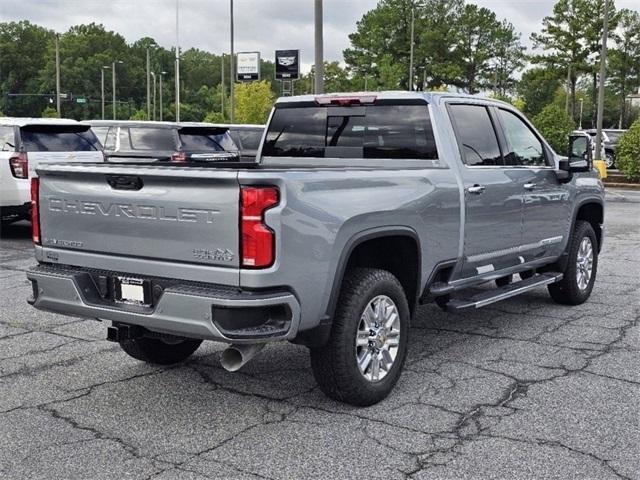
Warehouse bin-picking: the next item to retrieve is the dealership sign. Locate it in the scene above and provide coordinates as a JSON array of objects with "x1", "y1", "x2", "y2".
[
  {"x1": 275, "y1": 50, "x2": 300, "y2": 80},
  {"x1": 236, "y1": 52, "x2": 260, "y2": 81}
]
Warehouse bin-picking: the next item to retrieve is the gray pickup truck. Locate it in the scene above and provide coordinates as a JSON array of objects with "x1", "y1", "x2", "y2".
[{"x1": 27, "y1": 92, "x2": 604, "y2": 405}]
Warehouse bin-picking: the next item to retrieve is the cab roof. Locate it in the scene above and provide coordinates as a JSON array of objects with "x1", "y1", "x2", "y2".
[
  {"x1": 275, "y1": 91, "x2": 512, "y2": 107},
  {"x1": 0, "y1": 117, "x2": 83, "y2": 127}
]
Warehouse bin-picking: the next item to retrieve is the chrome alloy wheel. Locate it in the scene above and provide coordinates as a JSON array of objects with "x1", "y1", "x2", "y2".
[
  {"x1": 576, "y1": 237, "x2": 594, "y2": 291},
  {"x1": 355, "y1": 295, "x2": 401, "y2": 382}
]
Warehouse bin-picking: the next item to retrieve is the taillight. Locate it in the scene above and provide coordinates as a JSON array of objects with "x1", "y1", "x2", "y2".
[
  {"x1": 240, "y1": 186, "x2": 279, "y2": 268},
  {"x1": 170, "y1": 152, "x2": 187, "y2": 163},
  {"x1": 31, "y1": 178, "x2": 41, "y2": 244},
  {"x1": 315, "y1": 94, "x2": 377, "y2": 106},
  {"x1": 9, "y1": 152, "x2": 28, "y2": 178}
]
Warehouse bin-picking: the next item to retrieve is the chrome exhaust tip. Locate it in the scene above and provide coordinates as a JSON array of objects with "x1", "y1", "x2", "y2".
[{"x1": 220, "y1": 344, "x2": 265, "y2": 372}]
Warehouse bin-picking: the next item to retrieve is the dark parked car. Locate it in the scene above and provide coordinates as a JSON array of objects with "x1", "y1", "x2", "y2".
[
  {"x1": 88, "y1": 120, "x2": 240, "y2": 163},
  {"x1": 583, "y1": 128, "x2": 626, "y2": 169},
  {"x1": 208, "y1": 124, "x2": 264, "y2": 161}
]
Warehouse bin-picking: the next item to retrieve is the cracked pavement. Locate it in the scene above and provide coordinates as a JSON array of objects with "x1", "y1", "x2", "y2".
[{"x1": 1, "y1": 200, "x2": 638, "y2": 480}]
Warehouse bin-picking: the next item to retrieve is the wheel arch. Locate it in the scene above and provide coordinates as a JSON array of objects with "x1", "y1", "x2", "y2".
[{"x1": 293, "y1": 227, "x2": 421, "y2": 348}]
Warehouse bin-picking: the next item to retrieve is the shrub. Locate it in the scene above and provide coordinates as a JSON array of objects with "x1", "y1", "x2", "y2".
[
  {"x1": 41, "y1": 106, "x2": 58, "y2": 118},
  {"x1": 129, "y1": 109, "x2": 148, "y2": 120},
  {"x1": 532, "y1": 104, "x2": 575, "y2": 154},
  {"x1": 616, "y1": 120, "x2": 640, "y2": 182}
]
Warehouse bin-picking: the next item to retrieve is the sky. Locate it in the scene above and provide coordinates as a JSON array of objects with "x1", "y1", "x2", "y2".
[{"x1": 2, "y1": 0, "x2": 639, "y2": 72}]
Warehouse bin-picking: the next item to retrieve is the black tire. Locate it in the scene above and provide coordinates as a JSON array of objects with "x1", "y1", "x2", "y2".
[
  {"x1": 548, "y1": 220, "x2": 598, "y2": 305},
  {"x1": 495, "y1": 275, "x2": 512, "y2": 287},
  {"x1": 605, "y1": 152, "x2": 615, "y2": 169},
  {"x1": 119, "y1": 336, "x2": 202, "y2": 365},
  {"x1": 310, "y1": 268, "x2": 410, "y2": 406}
]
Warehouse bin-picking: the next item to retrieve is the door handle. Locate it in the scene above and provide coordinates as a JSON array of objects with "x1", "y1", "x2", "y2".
[
  {"x1": 524, "y1": 183, "x2": 537, "y2": 190},
  {"x1": 467, "y1": 184, "x2": 486, "y2": 194}
]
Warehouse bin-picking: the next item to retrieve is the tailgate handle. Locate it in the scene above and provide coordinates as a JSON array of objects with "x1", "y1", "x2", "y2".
[{"x1": 107, "y1": 175, "x2": 143, "y2": 191}]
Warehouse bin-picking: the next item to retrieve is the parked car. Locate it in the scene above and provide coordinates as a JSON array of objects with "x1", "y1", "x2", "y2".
[
  {"x1": 582, "y1": 128, "x2": 625, "y2": 169},
  {"x1": 0, "y1": 117, "x2": 102, "y2": 224},
  {"x1": 207, "y1": 124, "x2": 264, "y2": 161},
  {"x1": 27, "y1": 92, "x2": 604, "y2": 405},
  {"x1": 88, "y1": 120, "x2": 240, "y2": 163}
]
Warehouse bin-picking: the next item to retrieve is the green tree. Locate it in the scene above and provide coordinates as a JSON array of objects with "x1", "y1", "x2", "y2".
[
  {"x1": 129, "y1": 109, "x2": 148, "y2": 120},
  {"x1": 608, "y1": 9, "x2": 640, "y2": 128},
  {"x1": 616, "y1": 119, "x2": 640, "y2": 181},
  {"x1": 517, "y1": 67, "x2": 563, "y2": 117},
  {"x1": 531, "y1": 0, "x2": 593, "y2": 120},
  {"x1": 532, "y1": 103, "x2": 575, "y2": 153},
  {"x1": 41, "y1": 106, "x2": 58, "y2": 118},
  {"x1": 489, "y1": 20, "x2": 527, "y2": 96},
  {"x1": 0, "y1": 21, "x2": 52, "y2": 116},
  {"x1": 234, "y1": 81, "x2": 275, "y2": 124}
]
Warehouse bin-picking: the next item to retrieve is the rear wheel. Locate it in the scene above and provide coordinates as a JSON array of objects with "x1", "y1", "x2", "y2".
[
  {"x1": 119, "y1": 336, "x2": 202, "y2": 365},
  {"x1": 605, "y1": 152, "x2": 615, "y2": 169},
  {"x1": 310, "y1": 268, "x2": 409, "y2": 406},
  {"x1": 548, "y1": 220, "x2": 598, "y2": 305}
]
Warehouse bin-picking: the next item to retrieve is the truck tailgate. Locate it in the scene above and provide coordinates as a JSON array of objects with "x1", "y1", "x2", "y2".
[{"x1": 37, "y1": 164, "x2": 240, "y2": 269}]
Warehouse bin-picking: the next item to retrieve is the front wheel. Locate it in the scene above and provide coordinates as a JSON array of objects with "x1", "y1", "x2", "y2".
[
  {"x1": 310, "y1": 268, "x2": 409, "y2": 406},
  {"x1": 119, "y1": 335, "x2": 202, "y2": 365},
  {"x1": 548, "y1": 220, "x2": 598, "y2": 305}
]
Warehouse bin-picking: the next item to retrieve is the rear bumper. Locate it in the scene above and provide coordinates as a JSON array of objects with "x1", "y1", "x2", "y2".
[{"x1": 27, "y1": 264, "x2": 301, "y2": 343}]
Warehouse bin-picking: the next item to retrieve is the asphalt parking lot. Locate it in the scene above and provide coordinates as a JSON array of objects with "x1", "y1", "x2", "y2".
[{"x1": 1, "y1": 193, "x2": 638, "y2": 480}]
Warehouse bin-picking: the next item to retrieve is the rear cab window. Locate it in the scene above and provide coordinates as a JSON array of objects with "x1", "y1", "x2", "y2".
[
  {"x1": 19, "y1": 125, "x2": 100, "y2": 152},
  {"x1": 126, "y1": 127, "x2": 176, "y2": 151},
  {"x1": 262, "y1": 100, "x2": 438, "y2": 160},
  {"x1": 178, "y1": 128, "x2": 238, "y2": 152}
]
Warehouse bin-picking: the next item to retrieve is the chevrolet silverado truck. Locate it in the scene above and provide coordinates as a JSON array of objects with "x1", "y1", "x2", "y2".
[{"x1": 26, "y1": 92, "x2": 604, "y2": 406}]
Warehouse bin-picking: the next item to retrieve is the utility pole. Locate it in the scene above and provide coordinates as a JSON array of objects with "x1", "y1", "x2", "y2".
[
  {"x1": 101, "y1": 68, "x2": 105, "y2": 120},
  {"x1": 230, "y1": 0, "x2": 235, "y2": 123},
  {"x1": 314, "y1": 0, "x2": 324, "y2": 94},
  {"x1": 55, "y1": 34, "x2": 61, "y2": 117},
  {"x1": 112, "y1": 61, "x2": 116, "y2": 120},
  {"x1": 175, "y1": 0, "x2": 181, "y2": 122},
  {"x1": 151, "y1": 72, "x2": 157, "y2": 120},
  {"x1": 409, "y1": 5, "x2": 415, "y2": 91},
  {"x1": 594, "y1": 0, "x2": 610, "y2": 162},
  {"x1": 221, "y1": 53, "x2": 225, "y2": 119},
  {"x1": 146, "y1": 48, "x2": 151, "y2": 119},
  {"x1": 101, "y1": 66, "x2": 109, "y2": 120},
  {"x1": 159, "y1": 71, "x2": 165, "y2": 121},
  {"x1": 565, "y1": 65, "x2": 571, "y2": 114}
]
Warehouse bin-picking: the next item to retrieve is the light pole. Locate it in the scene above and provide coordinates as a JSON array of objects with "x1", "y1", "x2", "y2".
[
  {"x1": 314, "y1": 0, "x2": 324, "y2": 94},
  {"x1": 594, "y1": 0, "x2": 610, "y2": 163},
  {"x1": 112, "y1": 60, "x2": 123, "y2": 120},
  {"x1": 101, "y1": 65, "x2": 109, "y2": 120},
  {"x1": 55, "y1": 34, "x2": 61, "y2": 117},
  {"x1": 229, "y1": 0, "x2": 235, "y2": 123},
  {"x1": 409, "y1": 5, "x2": 415, "y2": 91},
  {"x1": 175, "y1": 0, "x2": 181, "y2": 122},
  {"x1": 221, "y1": 53, "x2": 225, "y2": 119},
  {"x1": 159, "y1": 71, "x2": 166, "y2": 121},
  {"x1": 151, "y1": 72, "x2": 157, "y2": 120},
  {"x1": 579, "y1": 97, "x2": 584, "y2": 130},
  {"x1": 146, "y1": 48, "x2": 151, "y2": 118}
]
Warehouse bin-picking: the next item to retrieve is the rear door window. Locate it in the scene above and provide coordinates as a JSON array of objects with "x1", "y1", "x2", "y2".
[
  {"x1": 19, "y1": 126, "x2": 100, "y2": 152},
  {"x1": 262, "y1": 104, "x2": 438, "y2": 159},
  {"x1": 127, "y1": 128, "x2": 176, "y2": 150},
  {"x1": 0, "y1": 126, "x2": 15, "y2": 151},
  {"x1": 448, "y1": 104, "x2": 503, "y2": 166}
]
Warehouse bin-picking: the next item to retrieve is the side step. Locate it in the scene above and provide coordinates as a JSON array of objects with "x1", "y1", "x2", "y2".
[{"x1": 446, "y1": 272, "x2": 563, "y2": 312}]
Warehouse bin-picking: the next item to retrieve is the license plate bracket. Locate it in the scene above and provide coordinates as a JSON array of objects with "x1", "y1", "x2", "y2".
[{"x1": 114, "y1": 277, "x2": 152, "y2": 306}]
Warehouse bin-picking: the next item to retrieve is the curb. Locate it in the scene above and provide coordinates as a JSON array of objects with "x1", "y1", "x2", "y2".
[{"x1": 604, "y1": 182, "x2": 640, "y2": 190}]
